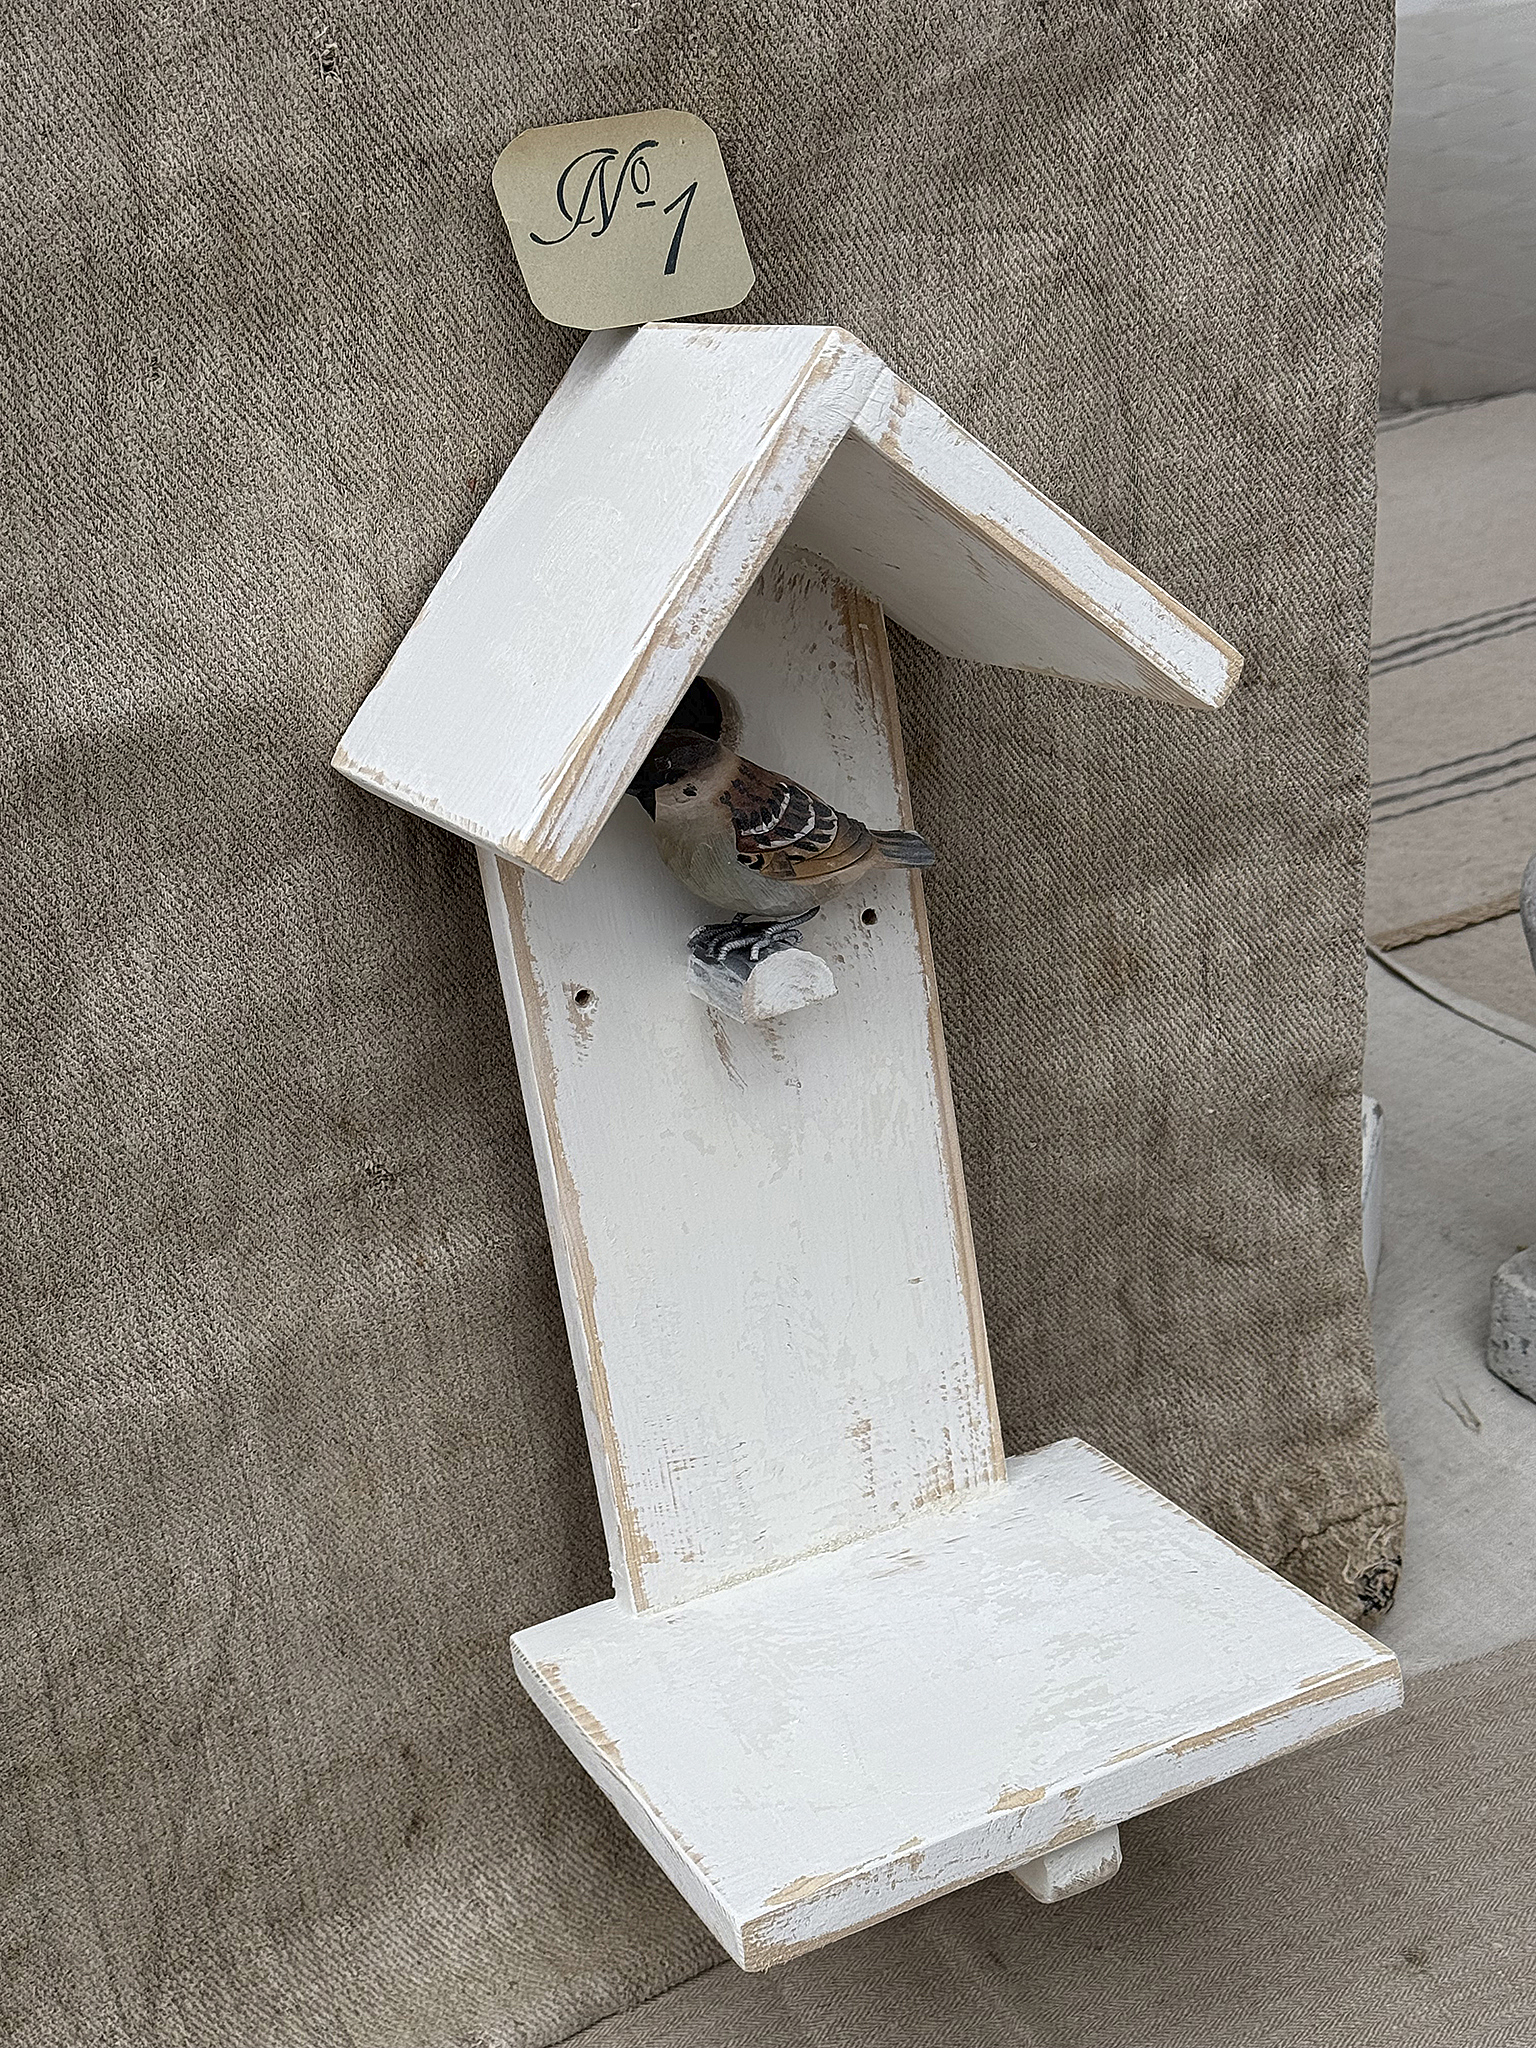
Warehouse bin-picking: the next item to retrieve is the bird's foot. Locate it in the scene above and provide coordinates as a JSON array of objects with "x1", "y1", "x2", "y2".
[
  {"x1": 687, "y1": 908, "x2": 820, "y2": 968},
  {"x1": 687, "y1": 915, "x2": 754, "y2": 965}
]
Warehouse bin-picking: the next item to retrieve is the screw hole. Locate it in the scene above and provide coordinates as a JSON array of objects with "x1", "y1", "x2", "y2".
[
  {"x1": 574, "y1": 987, "x2": 595, "y2": 1009},
  {"x1": 861, "y1": 908, "x2": 878, "y2": 925}
]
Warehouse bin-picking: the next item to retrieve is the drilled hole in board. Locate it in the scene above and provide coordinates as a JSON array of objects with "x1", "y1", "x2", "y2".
[
  {"x1": 861, "y1": 909, "x2": 878, "y2": 925},
  {"x1": 574, "y1": 988, "x2": 595, "y2": 1009}
]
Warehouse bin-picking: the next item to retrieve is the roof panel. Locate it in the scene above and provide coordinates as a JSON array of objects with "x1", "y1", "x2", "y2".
[
  {"x1": 335, "y1": 324, "x2": 1241, "y2": 879},
  {"x1": 335, "y1": 323, "x2": 882, "y2": 877},
  {"x1": 791, "y1": 383, "x2": 1240, "y2": 707}
]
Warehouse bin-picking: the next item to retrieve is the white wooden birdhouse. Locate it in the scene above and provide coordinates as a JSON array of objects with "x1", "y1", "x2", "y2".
[{"x1": 335, "y1": 323, "x2": 1400, "y2": 1970}]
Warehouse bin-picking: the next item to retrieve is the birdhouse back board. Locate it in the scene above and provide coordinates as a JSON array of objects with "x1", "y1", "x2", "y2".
[{"x1": 481, "y1": 548, "x2": 1004, "y2": 1613}]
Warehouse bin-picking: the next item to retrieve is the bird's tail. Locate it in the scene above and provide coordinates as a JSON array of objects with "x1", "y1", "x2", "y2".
[{"x1": 871, "y1": 829, "x2": 936, "y2": 870}]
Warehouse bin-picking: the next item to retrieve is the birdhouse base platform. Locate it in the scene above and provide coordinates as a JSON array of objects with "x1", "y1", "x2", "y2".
[{"x1": 513, "y1": 1437, "x2": 1400, "y2": 1971}]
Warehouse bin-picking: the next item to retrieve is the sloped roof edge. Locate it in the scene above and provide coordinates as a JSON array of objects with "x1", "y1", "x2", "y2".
[{"x1": 334, "y1": 323, "x2": 1241, "y2": 881}]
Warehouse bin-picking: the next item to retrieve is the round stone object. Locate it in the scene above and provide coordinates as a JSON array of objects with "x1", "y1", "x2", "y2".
[{"x1": 1488, "y1": 1246, "x2": 1536, "y2": 1401}]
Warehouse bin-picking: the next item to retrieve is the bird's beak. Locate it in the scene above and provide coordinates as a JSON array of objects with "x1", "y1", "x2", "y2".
[
  {"x1": 628, "y1": 757, "x2": 661, "y2": 818},
  {"x1": 630, "y1": 725, "x2": 702, "y2": 816}
]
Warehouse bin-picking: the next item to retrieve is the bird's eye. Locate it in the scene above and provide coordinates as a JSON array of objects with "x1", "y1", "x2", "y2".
[{"x1": 682, "y1": 784, "x2": 697, "y2": 798}]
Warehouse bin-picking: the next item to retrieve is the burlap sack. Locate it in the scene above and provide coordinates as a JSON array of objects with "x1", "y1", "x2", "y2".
[{"x1": 3, "y1": 3, "x2": 1404, "y2": 2043}]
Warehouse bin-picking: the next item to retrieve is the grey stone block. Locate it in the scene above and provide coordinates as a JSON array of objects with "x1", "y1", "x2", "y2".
[{"x1": 1488, "y1": 1246, "x2": 1536, "y2": 1400}]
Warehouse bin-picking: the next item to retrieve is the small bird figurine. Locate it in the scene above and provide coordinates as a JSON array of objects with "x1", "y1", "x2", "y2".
[{"x1": 629, "y1": 681, "x2": 935, "y2": 959}]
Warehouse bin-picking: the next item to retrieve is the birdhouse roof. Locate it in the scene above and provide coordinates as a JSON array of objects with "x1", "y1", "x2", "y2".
[{"x1": 335, "y1": 323, "x2": 1241, "y2": 881}]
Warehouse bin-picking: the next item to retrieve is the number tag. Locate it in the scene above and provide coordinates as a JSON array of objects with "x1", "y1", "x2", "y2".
[{"x1": 494, "y1": 109, "x2": 755, "y2": 332}]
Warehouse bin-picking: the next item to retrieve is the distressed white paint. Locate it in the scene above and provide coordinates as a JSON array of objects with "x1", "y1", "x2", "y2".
[
  {"x1": 686, "y1": 945, "x2": 837, "y2": 1022},
  {"x1": 513, "y1": 1438, "x2": 1402, "y2": 1971},
  {"x1": 338, "y1": 325, "x2": 882, "y2": 879},
  {"x1": 334, "y1": 323, "x2": 1241, "y2": 882},
  {"x1": 1013, "y1": 1826, "x2": 1122, "y2": 1904},
  {"x1": 328, "y1": 328, "x2": 1398, "y2": 1974},
  {"x1": 480, "y1": 553, "x2": 999, "y2": 1613},
  {"x1": 793, "y1": 376, "x2": 1240, "y2": 706}
]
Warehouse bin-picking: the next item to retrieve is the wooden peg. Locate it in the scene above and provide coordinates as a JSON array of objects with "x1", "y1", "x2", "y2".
[
  {"x1": 1013, "y1": 1826, "x2": 1123, "y2": 1904},
  {"x1": 687, "y1": 945, "x2": 836, "y2": 1023}
]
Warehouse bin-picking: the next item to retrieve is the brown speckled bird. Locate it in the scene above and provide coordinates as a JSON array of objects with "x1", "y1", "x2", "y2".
[{"x1": 629, "y1": 684, "x2": 935, "y2": 956}]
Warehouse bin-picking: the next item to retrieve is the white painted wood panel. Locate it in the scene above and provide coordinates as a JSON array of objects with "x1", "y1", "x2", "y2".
[
  {"x1": 513, "y1": 1438, "x2": 1402, "y2": 1970},
  {"x1": 335, "y1": 324, "x2": 1240, "y2": 884},
  {"x1": 791, "y1": 378, "x2": 1241, "y2": 706},
  {"x1": 326, "y1": 320, "x2": 1394, "y2": 1978},
  {"x1": 337, "y1": 324, "x2": 883, "y2": 879},
  {"x1": 480, "y1": 552, "x2": 1001, "y2": 1613}
]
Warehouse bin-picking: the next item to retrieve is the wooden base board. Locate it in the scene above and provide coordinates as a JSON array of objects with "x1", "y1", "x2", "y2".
[{"x1": 512, "y1": 1438, "x2": 1401, "y2": 1970}]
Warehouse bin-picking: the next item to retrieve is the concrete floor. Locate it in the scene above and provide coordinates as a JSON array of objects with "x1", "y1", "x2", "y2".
[
  {"x1": 1367, "y1": 314, "x2": 1536, "y2": 1672},
  {"x1": 1369, "y1": 389, "x2": 1536, "y2": 1024},
  {"x1": 1383, "y1": 0, "x2": 1536, "y2": 409},
  {"x1": 1368, "y1": 959, "x2": 1536, "y2": 1675},
  {"x1": 1387, "y1": 912, "x2": 1536, "y2": 1024}
]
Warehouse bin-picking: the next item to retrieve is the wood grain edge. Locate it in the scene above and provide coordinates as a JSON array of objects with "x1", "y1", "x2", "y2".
[
  {"x1": 839, "y1": 577, "x2": 1006, "y2": 1491},
  {"x1": 854, "y1": 382, "x2": 1243, "y2": 710},
  {"x1": 479, "y1": 848, "x2": 656, "y2": 1609},
  {"x1": 510, "y1": 1632, "x2": 750, "y2": 1965},
  {"x1": 736, "y1": 1653, "x2": 1401, "y2": 1968},
  {"x1": 524, "y1": 329, "x2": 886, "y2": 881}
]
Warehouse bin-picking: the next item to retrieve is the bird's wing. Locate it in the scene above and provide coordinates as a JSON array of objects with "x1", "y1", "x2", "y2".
[{"x1": 725, "y1": 758, "x2": 874, "y2": 881}]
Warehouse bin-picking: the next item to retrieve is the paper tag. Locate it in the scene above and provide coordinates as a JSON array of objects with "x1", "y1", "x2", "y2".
[{"x1": 493, "y1": 109, "x2": 755, "y2": 331}]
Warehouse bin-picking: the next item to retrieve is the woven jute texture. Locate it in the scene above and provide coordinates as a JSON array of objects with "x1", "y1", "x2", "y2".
[
  {"x1": 4, "y1": 3, "x2": 1403, "y2": 2043},
  {"x1": 576, "y1": 1635, "x2": 1536, "y2": 2048}
]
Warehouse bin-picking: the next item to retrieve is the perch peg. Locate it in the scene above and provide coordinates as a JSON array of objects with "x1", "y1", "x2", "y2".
[{"x1": 685, "y1": 911, "x2": 836, "y2": 1022}]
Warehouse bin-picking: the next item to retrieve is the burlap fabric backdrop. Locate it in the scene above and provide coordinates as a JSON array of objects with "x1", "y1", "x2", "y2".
[{"x1": 4, "y1": 4, "x2": 1404, "y2": 2043}]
